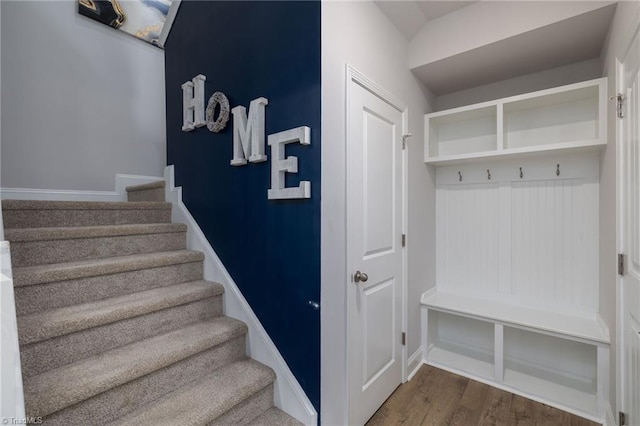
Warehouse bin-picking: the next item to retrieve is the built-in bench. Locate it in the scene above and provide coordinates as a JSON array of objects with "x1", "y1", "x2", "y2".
[{"x1": 420, "y1": 288, "x2": 610, "y2": 423}]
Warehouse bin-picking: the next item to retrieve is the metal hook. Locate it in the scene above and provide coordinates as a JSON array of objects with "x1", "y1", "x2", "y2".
[
  {"x1": 556, "y1": 164, "x2": 560, "y2": 177},
  {"x1": 519, "y1": 167, "x2": 524, "y2": 179},
  {"x1": 458, "y1": 171, "x2": 463, "y2": 182},
  {"x1": 487, "y1": 169, "x2": 491, "y2": 180}
]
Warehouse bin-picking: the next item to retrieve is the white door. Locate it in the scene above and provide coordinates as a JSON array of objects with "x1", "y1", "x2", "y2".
[
  {"x1": 620, "y1": 28, "x2": 640, "y2": 426},
  {"x1": 347, "y1": 73, "x2": 405, "y2": 426}
]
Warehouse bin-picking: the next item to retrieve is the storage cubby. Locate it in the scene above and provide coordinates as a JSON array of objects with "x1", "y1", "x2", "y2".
[
  {"x1": 426, "y1": 311, "x2": 494, "y2": 381},
  {"x1": 504, "y1": 85, "x2": 600, "y2": 150},
  {"x1": 503, "y1": 327, "x2": 598, "y2": 416},
  {"x1": 424, "y1": 78, "x2": 606, "y2": 165},
  {"x1": 426, "y1": 105, "x2": 497, "y2": 159}
]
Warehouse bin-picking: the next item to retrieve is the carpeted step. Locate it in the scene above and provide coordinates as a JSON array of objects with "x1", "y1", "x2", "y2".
[
  {"x1": 5, "y1": 223, "x2": 186, "y2": 267},
  {"x1": 25, "y1": 317, "x2": 248, "y2": 421},
  {"x1": 211, "y1": 386, "x2": 276, "y2": 425},
  {"x1": 2, "y1": 200, "x2": 172, "y2": 229},
  {"x1": 248, "y1": 407, "x2": 303, "y2": 425},
  {"x1": 19, "y1": 281, "x2": 224, "y2": 376},
  {"x1": 13, "y1": 250, "x2": 204, "y2": 315},
  {"x1": 126, "y1": 181, "x2": 165, "y2": 202},
  {"x1": 108, "y1": 359, "x2": 276, "y2": 426}
]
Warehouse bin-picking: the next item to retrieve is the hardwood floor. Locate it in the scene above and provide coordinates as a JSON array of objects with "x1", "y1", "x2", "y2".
[{"x1": 366, "y1": 365, "x2": 599, "y2": 426}]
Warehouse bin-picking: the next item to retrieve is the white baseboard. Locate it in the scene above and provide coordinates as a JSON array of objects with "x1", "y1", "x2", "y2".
[
  {"x1": 1, "y1": 174, "x2": 164, "y2": 202},
  {"x1": 407, "y1": 347, "x2": 424, "y2": 381},
  {"x1": 164, "y1": 165, "x2": 317, "y2": 425}
]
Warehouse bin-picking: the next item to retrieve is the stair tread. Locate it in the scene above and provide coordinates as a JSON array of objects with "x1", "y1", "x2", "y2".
[
  {"x1": 18, "y1": 280, "x2": 224, "y2": 345},
  {"x1": 24, "y1": 317, "x2": 247, "y2": 418},
  {"x1": 109, "y1": 359, "x2": 275, "y2": 426},
  {"x1": 126, "y1": 181, "x2": 165, "y2": 192},
  {"x1": 2, "y1": 200, "x2": 171, "y2": 210},
  {"x1": 248, "y1": 407, "x2": 303, "y2": 426},
  {"x1": 5, "y1": 223, "x2": 186, "y2": 242},
  {"x1": 13, "y1": 250, "x2": 204, "y2": 287}
]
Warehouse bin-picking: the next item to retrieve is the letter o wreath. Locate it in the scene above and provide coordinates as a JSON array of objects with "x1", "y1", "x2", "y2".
[{"x1": 206, "y1": 91, "x2": 230, "y2": 133}]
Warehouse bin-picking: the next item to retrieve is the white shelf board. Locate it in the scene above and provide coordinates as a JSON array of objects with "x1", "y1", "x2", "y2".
[
  {"x1": 503, "y1": 85, "x2": 598, "y2": 113},
  {"x1": 427, "y1": 341, "x2": 494, "y2": 381},
  {"x1": 500, "y1": 78, "x2": 604, "y2": 108},
  {"x1": 425, "y1": 139, "x2": 606, "y2": 166},
  {"x1": 421, "y1": 290, "x2": 610, "y2": 345},
  {"x1": 503, "y1": 367, "x2": 598, "y2": 417}
]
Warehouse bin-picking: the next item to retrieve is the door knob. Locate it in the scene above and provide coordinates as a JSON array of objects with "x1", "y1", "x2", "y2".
[{"x1": 354, "y1": 271, "x2": 368, "y2": 283}]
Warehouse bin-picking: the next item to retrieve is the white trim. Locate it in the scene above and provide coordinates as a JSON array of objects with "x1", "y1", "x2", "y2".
[
  {"x1": 0, "y1": 242, "x2": 25, "y2": 421},
  {"x1": 164, "y1": 165, "x2": 317, "y2": 426},
  {"x1": 604, "y1": 402, "x2": 616, "y2": 426},
  {"x1": 1, "y1": 174, "x2": 163, "y2": 202},
  {"x1": 345, "y1": 64, "x2": 408, "y2": 423},
  {"x1": 402, "y1": 104, "x2": 409, "y2": 384},
  {"x1": 158, "y1": 0, "x2": 182, "y2": 48},
  {"x1": 407, "y1": 347, "x2": 423, "y2": 381},
  {"x1": 616, "y1": 56, "x2": 625, "y2": 426}
]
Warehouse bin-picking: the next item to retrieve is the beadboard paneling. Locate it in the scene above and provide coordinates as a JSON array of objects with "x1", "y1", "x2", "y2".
[
  {"x1": 511, "y1": 178, "x2": 598, "y2": 310},
  {"x1": 438, "y1": 183, "x2": 499, "y2": 294},
  {"x1": 435, "y1": 153, "x2": 599, "y2": 313}
]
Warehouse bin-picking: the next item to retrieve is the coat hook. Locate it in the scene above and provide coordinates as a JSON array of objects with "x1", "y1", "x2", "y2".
[
  {"x1": 556, "y1": 164, "x2": 560, "y2": 176},
  {"x1": 458, "y1": 171, "x2": 463, "y2": 182},
  {"x1": 519, "y1": 167, "x2": 524, "y2": 179},
  {"x1": 487, "y1": 169, "x2": 491, "y2": 180}
]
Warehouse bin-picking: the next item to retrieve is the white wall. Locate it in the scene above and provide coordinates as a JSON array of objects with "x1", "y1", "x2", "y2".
[
  {"x1": 436, "y1": 58, "x2": 604, "y2": 111},
  {"x1": 1, "y1": 0, "x2": 166, "y2": 191},
  {"x1": 321, "y1": 2, "x2": 435, "y2": 424},
  {"x1": 601, "y1": 0, "x2": 640, "y2": 417}
]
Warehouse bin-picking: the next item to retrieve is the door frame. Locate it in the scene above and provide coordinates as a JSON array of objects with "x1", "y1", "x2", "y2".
[
  {"x1": 616, "y1": 15, "x2": 640, "y2": 422},
  {"x1": 345, "y1": 64, "x2": 409, "y2": 422}
]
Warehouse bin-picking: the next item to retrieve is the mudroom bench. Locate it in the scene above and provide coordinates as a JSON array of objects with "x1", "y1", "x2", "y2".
[{"x1": 420, "y1": 288, "x2": 610, "y2": 423}]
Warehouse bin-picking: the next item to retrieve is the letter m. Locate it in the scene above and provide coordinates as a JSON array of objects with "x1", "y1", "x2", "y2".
[{"x1": 230, "y1": 97, "x2": 268, "y2": 166}]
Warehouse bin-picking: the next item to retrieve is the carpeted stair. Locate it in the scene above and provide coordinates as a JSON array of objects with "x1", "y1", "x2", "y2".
[{"x1": 3, "y1": 182, "x2": 301, "y2": 426}]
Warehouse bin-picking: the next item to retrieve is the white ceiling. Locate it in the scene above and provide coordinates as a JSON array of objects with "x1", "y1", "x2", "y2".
[
  {"x1": 375, "y1": 1, "x2": 476, "y2": 40},
  {"x1": 376, "y1": 1, "x2": 617, "y2": 96}
]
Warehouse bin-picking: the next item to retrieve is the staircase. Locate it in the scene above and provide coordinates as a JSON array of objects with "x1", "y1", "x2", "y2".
[{"x1": 3, "y1": 182, "x2": 301, "y2": 426}]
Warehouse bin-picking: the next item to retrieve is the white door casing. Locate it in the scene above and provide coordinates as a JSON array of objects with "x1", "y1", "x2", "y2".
[
  {"x1": 346, "y1": 66, "x2": 407, "y2": 426},
  {"x1": 619, "y1": 25, "x2": 640, "y2": 426}
]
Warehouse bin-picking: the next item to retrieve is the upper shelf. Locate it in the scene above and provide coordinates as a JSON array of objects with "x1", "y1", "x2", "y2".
[{"x1": 424, "y1": 78, "x2": 607, "y2": 165}]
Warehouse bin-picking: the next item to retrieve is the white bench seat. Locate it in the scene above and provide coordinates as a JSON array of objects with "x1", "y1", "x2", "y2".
[
  {"x1": 421, "y1": 288, "x2": 610, "y2": 345},
  {"x1": 420, "y1": 288, "x2": 611, "y2": 423}
]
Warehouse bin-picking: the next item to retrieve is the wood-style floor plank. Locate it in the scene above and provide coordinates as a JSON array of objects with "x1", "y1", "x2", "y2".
[{"x1": 366, "y1": 365, "x2": 600, "y2": 426}]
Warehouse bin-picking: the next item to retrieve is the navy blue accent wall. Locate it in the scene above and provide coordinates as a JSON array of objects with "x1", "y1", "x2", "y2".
[{"x1": 164, "y1": 1, "x2": 321, "y2": 411}]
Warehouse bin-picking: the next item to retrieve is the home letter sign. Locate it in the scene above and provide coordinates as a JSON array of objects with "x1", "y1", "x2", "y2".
[
  {"x1": 181, "y1": 74, "x2": 206, "y2": 131},
  {"x1": 230, "y1": 97, "x2": 268, "y2": 166},
  {"x1": 267, "y1": 126, "x2": 311, "y2": 200}
]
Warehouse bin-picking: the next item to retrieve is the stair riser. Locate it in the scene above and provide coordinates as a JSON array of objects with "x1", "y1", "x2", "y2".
[
  {"x1": 208, "y1": 386, "x2": 274, "y2": 426},
  {"x1": 20, "y1": 296, "x2": 223, "y2": 377},
  {"x1": 127, "y1": 187, "x2": 165, "y2": 202},
  {"x1": 15, "y1": 261, "x2": 203, "y2": 315},
  {"x1": 39, "y1": 339, "x2": 247, "y2": 426},
  {"x1": 3, "y1": 208, "x2": 171, "y2": 229},
  {"x1": 10, "y1": 232, "x2": 186, "y2": 267}
]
